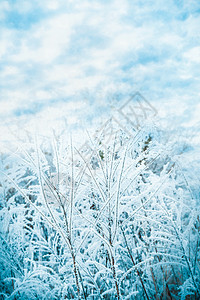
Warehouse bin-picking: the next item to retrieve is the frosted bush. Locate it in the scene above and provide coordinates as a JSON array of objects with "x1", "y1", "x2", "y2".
[{"x1": 0, "y1": 123, "x2": 199, "y2": 299}]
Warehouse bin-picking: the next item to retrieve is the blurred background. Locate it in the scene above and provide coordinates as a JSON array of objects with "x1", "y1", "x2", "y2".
[{"x1": 0, "y1": 0, "x2": 200, "y2": 143}]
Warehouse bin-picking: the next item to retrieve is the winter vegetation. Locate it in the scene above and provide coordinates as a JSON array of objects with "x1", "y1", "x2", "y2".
[
  {"x1": 0, "y1": 1, "x2": 200, "y2": 299},
  {"x1": 0, "y1": 117, "x2": 199, "y2": 299}
]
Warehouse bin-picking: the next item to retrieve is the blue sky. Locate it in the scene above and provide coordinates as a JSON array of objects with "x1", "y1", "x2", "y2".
[{"x1": 0, "y1": 0, "x2": 200, "y2": 140}]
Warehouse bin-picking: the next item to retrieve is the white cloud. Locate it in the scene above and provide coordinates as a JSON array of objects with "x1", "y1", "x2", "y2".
[
  {"x1": 46, "y1": 1, "x2": 60, "y2": 10},
  {"x1": 1, "y1": 66, "x2": 19, "y2": 77},
  {"x1": 0, "y1": 30, "x2": 13, "y2": 59},
  {"x1": 10, "y1": 13, "x2": 84, "y2": 64},
  {"x1": 0, "y1": 0, "x2": 200, "y2": 142},
  {"x1": 184, "y1": 46, "x2": 200, "y2": 63}
]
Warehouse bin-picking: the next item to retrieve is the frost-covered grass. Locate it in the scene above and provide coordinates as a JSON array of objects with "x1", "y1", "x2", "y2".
[{"x1": 0, "y1": 122, "x2": 200, "y2": 299}]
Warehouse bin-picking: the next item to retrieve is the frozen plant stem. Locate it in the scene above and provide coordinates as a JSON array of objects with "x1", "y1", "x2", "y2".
[
  {"x1": 161, "y1": 202, "x2": 200, "y2": 297},
  {"x1": 110, "y1": 243, "x2": 120, "y2": 300},
  {"x1": 36, "y1": 138, "x2": 81, "y2": 299},
  {"x1": 121, "y1": 226, "x2": 150, "y2": 300}
]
